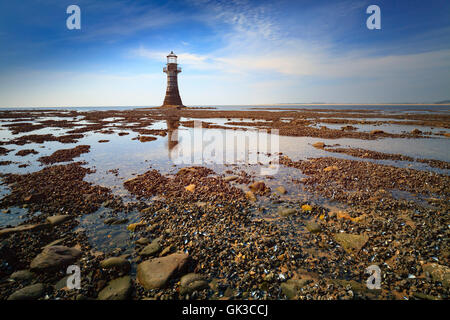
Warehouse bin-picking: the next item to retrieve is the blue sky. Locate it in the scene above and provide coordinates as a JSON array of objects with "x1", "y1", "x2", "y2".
[{"x1": 0, "y1": 0, "x2": 449, "y2": 107}]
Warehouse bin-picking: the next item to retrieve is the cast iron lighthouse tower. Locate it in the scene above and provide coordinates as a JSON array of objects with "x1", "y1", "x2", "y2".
[{"x1": 162, "y1": 51, "x2": 184, "y2": 108}]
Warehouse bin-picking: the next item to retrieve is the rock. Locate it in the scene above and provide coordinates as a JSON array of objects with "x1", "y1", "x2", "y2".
[
  {"x1": 423, "y1": 263, "x2": 450, "y2": 287},
  {"x1": 278, "y1": 207, "x2": 296, "y2": 217},
  {"x1": 135, "y1": 237, "x2": 150, "y2": 245},
  {"x1": 180, "y1": 273, "x2": 209, "y2": 295},
  {"x1": 30, "y1": 246, "x2": 82, "y2": 271},
  {"x1": 224, "y1": 287, "x2": 236, "y2": 297},
  {"x1": 55, "y1": 276, "x2": 70, "y2": 290},
  {"x1": 159, "y1": 245, "x2": 175, "y2": 257},
  {"x1": 224, "y1": 175, "x2": 238, "y2": 182},
  {"x1": 184, "y1": 184, "x2": 196, "y2": 192},
  {"x1": 100, "y1": 257, "x2": 131, "y2": 272},
  {"x1": 2, "y1": 208, "x2": 10, "y2": 214},
  {"x1": 127, "y1": 221, "x2": 145, "y2": 232},
  {"x1": 333, "y1": 233, "x2": 369, "y2": 253},
  {"x1": 7, "y1": 283, "x2": 45, "y2": 300},
  {"x1": 301, "y1": 204, "x2": 312, "y2": 212},
  {"x1": 98, "y1": 276, "x2": 132, "y2": 300},
  {"x1": 10, "y1": 270, "x2": 33, "y2": 281},
  {"x1": 249, "y1": 181, "x2": 266, "y2": 192},
  {"x1": 137, "y1": 253, "x2": 190, "y2": 290},
  {"x1": 104, "y1": 218, "x2": 129, "y2": 225},
  {"x1": 305, "y1": 220, "x2": 321, "y2": 233},
  {"x1": 0, "y1": 223, "x2": 50, "y2": 238},
  {"x1": 312, "y1": 142, "x2": 325, "y2": 149},
  {"x1": 370, "y1": 130, "x2": 384, "y2": 135},
  {"x1": 104, "y1": 218, "x2": 117, "y2": 225},
  {"x1": 111, "y1": 218, "x2": 129, "y2": 225},
  {"x1": 178, "y1": 167, "x2": 197, "y2": 174},
  {"x1": 411, "y1": 129, "x2": 422, "y2": 135},
  {"x1": 412, "y1": 292, "x2": 441, "y2": 300},
  {"x1": 336, "y1": 211, "x2": 352, "y2": 220},
  {"x1": 329, "y1": 279, "x2": 374, "y2": 294},
  {"x1": 323, "y1": 165, "x2": 339, "y2": 172},
  {"x1": 42, "y1": 238, "x2": 66, "y2": 248},
  {"x1": 140, "y1": 207, "x2": 153, "y2": 214},
  {"x1": 139, "y1": 136, "x2": 157, "y2": 142},
  {"x1": 139, "y1": 239, "x2": 162, "y2": 257},
  {"x1": 275, "y1": 186, "x2": 287, "y2": 194},
  {"x1": 245, "y1": 191, "x2": 256, "y2": 202},
  {"x1": 46, "y1": 215, "x2": 71, "y2": 225},
  {"x1": 281, "y1": 279, "x2": 310, "y2": 299}
]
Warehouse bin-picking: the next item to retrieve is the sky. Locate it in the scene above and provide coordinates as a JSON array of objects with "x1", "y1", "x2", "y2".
[{"x1": 0, "y1": 0, "x2": 449, "y2": 107}]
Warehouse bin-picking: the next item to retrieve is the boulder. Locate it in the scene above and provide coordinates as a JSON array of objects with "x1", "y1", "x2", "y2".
[
  {"x1": 30, "y1": 246, "x2": 81, "y2": 271},
  {"x1": 7, "y1": 283, "x2": 45, "y2": 300},
  {"x1": 98, "y1": 276, "x2": 132, "y2": 300},
  {"x1": 137, "y1": 253, "x2": 189, "y2": 290}
]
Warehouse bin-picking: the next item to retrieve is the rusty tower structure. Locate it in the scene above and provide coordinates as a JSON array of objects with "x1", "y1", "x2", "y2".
[{"x1": 162, "y1": 51, "x2": 184, "y2": 108}]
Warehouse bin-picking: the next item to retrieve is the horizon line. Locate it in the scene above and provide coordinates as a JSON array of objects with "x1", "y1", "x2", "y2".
[{"x1": 1, "y1": 103, "x2": 450, "y2": 109}]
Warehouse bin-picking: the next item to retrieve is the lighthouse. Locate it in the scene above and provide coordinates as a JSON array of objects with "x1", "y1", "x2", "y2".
[{"x1": 162, "y1": 51, "x2": 184, "y2": 108}]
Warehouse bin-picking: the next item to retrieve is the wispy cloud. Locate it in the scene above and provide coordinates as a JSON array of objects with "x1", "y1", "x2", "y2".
[{"x1": 133, "y1": 0, "x2": 450, "y2": 78}]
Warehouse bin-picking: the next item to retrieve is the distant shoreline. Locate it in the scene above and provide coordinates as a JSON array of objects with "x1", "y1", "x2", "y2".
[
  {"x1": 271, "y1": 103, "x2": 450, "y2": 106},
  {"x1": 1, "y1": 103, "x2": 450, "y2": 109}
]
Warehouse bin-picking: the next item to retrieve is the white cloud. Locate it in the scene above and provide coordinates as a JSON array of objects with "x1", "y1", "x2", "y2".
[{"x1": 129, "y1": 0, "x2": 450, "y2": 103}]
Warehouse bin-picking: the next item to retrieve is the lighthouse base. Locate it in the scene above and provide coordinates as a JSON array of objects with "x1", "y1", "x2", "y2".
[{"x1": 160, "y1": 104, "x2": 185, "y2": 109}]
